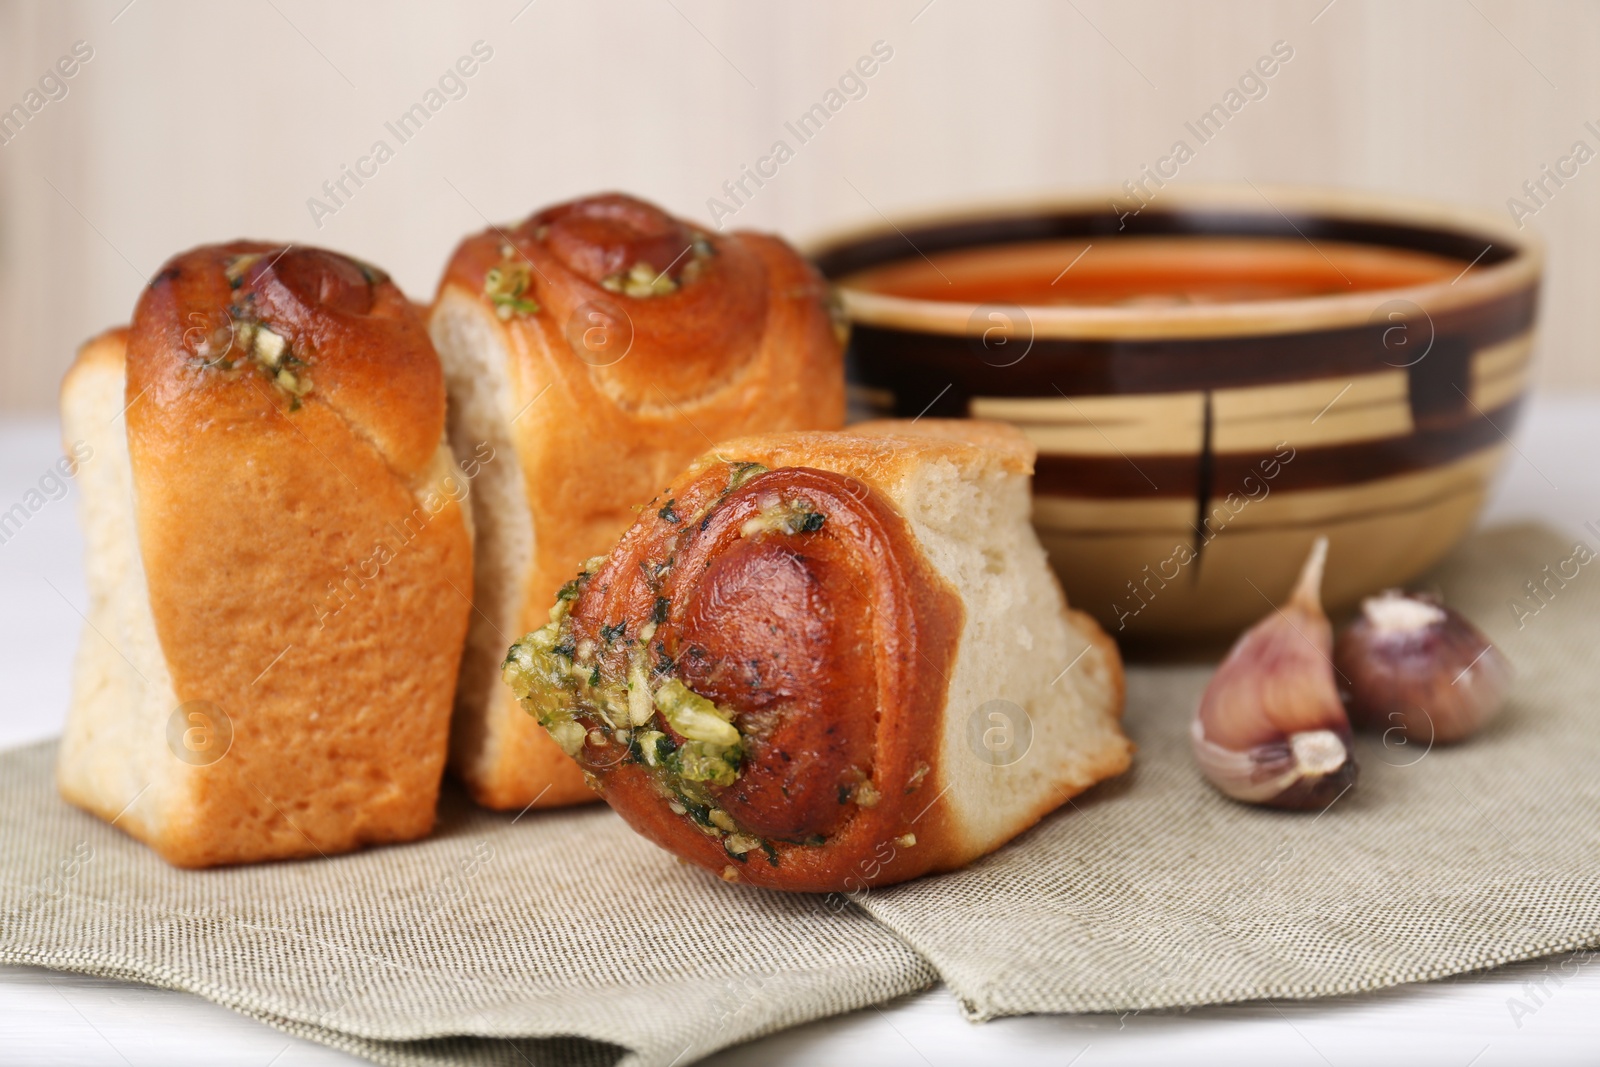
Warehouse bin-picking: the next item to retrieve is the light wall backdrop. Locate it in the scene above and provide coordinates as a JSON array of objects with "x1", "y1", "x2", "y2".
[{"x1": 1, "y1": 0, "x2": 1596, "y2": 411}]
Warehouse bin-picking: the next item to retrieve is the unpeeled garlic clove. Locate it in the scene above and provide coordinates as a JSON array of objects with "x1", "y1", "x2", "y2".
[
  {"x1": 1191, "y1": 537, "x2": 1358, "y2": 810},
  {"x1": 1334, "y1": 589, "x2": 1512, "y2": 744}
]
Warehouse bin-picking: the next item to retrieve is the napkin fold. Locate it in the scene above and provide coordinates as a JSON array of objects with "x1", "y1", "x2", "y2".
[{"x1": 857, "y1": 524, "x2": 1600, "y2": 1019}]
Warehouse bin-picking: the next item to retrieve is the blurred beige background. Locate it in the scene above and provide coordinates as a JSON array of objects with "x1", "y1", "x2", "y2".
[{"x1": 0, "y1": 0, "x2": 1595, "y2": 412}]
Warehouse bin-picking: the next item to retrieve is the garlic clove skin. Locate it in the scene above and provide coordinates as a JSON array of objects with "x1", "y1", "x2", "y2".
[
  {"x1": 1191, "y1": 722, "x2": 1358, "y2": 809},
  {"x1": 1334, "y1": 589, "x2": 1512, "y2": 745},
  {"x1": 1191, "y1": 537, "x2": 1359, "y2": 810}
]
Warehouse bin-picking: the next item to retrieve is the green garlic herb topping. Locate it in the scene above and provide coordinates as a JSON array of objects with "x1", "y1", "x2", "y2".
[
  {"x1": 601, "y1": 260, "x2": 678, "y2": 299},
  {"x1": 194, "y1": 256, "x2": 314, "y2": 409},
  {"x1": 599, "y1": 233, "x2": 715, "y2": 298},
  {"x1": 484, "y1": 262, "x2": 539, "y2": 321},
  {"x1": 211, "y1": 316, "x2": 313, "y2": 408},
  {"x1": 739, "y1": 498, "x2": 826, "y2": 539},
  {"x1": 500, "y1": 563, "x2": 747, "y2": 790},
  {"x1": 503, "y1": 607, "x2": 746, "y2": 790},
  {"x1": 500, "y1": 469, "x2": 797, "y2": 859}
]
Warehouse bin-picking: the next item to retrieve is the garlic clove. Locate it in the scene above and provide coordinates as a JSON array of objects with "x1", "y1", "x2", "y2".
[
  {"x1": 1334, "y1": 589, "x2": 1512, "y2": 745},
  {"x1": 1191, "y1": 537, "x2": 1358, "y2": 810}
]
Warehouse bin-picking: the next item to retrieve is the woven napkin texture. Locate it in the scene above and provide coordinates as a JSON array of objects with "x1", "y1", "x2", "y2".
[
  {"x1": 2, "y1": 523, "x2": 1596, "y2": 1063},
  {"x1": 0, "y1": 752, "x2": 934, "y2": 1066},
  {"x1": 856, "y1": 523, "x2": 1600, "y2": 1020}
]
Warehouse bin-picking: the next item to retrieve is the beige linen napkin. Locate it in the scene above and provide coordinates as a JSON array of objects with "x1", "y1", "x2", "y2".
[
  {"x1": 0, "y1": 751, "x2": 934, "y2": 1066},
  {"x1": 3, "y1": 524, "x2": 1596, "y2": 1063},
  {"x1": 854, "y1": 523, "x2": 1600, "y2": 1019}
]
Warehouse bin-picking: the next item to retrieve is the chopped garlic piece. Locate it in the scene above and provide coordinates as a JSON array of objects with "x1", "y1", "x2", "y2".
[
  {"x1": 725, "y1": 833, "x2": 761, "y2": 855},
  {"x1": 275, "y1": 368, "x2": 311, "y2": 397},
  {"x1": 548, "y1": 720, "x2": 585, "y2": 757},
  {"x1": 603, "y1": 260, "x2": 680, "y2": 299},
  {"x1": 526, "y1": 620, "x2": 559, "y2": 652},
  {"x1": 654, "y1": 679, "x2": 739, "y2": 747},
  {"x1": 627, "y1": 657, "x2": 654, "y2": 726},
  {"x1": 254, "y1": 326, "x2": 287, "y2": 367},
  {"x1": 906, "y1": 762, "x2": 931, "y2": 791},
  {"x1": 739, "y1": 499, "x2": 826, "y2": 539},
  {"x1": 224, "y1": 253, "x2": 264, "y2": 284}
]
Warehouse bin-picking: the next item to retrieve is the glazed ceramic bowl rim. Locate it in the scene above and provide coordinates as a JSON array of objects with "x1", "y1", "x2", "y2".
[{"x1": 807, "y1": 184, "x2": 1544, "y2": 341}]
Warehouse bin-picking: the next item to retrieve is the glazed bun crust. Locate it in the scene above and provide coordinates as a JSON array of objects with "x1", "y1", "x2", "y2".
[
  {"x1": 561, "y1": 459, "x2": 962, "y2": 891},
  {"x1": 432, "y1": 192, "x2": 845, "y2": 811},
  {"x1": 133, "y1": 243, "x2": 444, "y2": 474},
  {"x1": 503, "y1": 420, "x2": 1130, "y2": 892},
  {"x1": 58, "y1": 244, "x2": 472, "y2": 867}
]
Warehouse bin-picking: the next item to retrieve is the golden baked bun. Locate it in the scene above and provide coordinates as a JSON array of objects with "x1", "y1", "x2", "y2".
[
  {"x1": 503, "y1": 420, "x2": 1130, "y2": 892},
  {"x1": 57, "y1": 244, "x2": 472, "y2": 868},
  {"x1": 430, "y1": 192, "x2": 845, "y2": 811}
]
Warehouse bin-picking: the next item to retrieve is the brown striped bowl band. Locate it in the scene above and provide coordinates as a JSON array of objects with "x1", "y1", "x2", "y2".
[{"x1": 809, "y1": 186, "x2": 1541, "y2": 643}]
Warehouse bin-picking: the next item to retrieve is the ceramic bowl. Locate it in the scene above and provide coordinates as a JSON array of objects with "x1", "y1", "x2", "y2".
[{"x1": 810, "y1": 185, "x2": 1542, "y2": 642}]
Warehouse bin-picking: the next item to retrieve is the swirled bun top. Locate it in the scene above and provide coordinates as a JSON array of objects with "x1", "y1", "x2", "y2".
[
  {"x1": 538, "y1": 192, "x2": 701, "y2": 283},
  {"x1": 437, "y1": 191, "x2": 817, "y2": 408},
  {"x1": 128, "y1": 242, "x2": 444, "y2": 477}
]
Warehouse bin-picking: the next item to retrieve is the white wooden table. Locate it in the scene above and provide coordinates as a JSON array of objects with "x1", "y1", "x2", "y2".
[{"x1": 3, "y1": 396, "x2": 1597, "y2": 1066}]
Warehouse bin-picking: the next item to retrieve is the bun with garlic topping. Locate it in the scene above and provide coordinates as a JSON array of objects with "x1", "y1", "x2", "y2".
[
  {"x1": 57, "y1": 243, "x2": 472, "y2": 868},
  {"x1": 501, "y1": 420, "x2": 1130, "y2": 892},
  {"x1": 431, "y1": 192, "x2": 845, "y2": 811}
]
